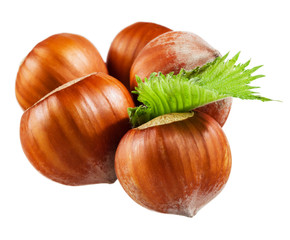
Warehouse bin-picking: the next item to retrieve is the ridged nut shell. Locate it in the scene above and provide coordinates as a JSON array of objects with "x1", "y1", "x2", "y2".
[
  {"x1": 115, "y1": 111, "x2": 232, "y2": 217},
  {"x1": 107, "y1": 22, "x2": 171, "y2": 90},
  {"x1": 20, "y1": 72, "x2": 134, "y2": 186},
  {"x1": 16, "y1": 33, "x2": 108, "y2": 110}
]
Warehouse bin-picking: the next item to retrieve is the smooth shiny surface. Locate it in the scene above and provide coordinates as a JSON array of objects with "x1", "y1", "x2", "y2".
[
  {"x1": 115, "y1": 111, "x2": 232, "y2": 217},
  {"x1": 130, "y1": 31, "x2": 232, "y2": 126},
  {"x1": 20, "y1": 73, "x2": 134, "y2": 186},
  {"x1": 16, "y1": 33, "x2": 108, "y2": 110},
  {"x1": 107, "y1": 22, "x2": 171, "y2": 90}
]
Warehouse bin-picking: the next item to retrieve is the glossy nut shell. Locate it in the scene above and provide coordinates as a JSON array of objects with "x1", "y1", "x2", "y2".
[
  {"x1": 16, "y1": 33, "x2": 108, "y2": 110},
  {"x1": 115, "y1": 111, "x2": 232, "y2": 217},
  {"x1": 107, "y1": 22, "x2": 171, "y2": 89},
  {"x1": 20, "y1": 72, "x2": 134, "y2": 186}
]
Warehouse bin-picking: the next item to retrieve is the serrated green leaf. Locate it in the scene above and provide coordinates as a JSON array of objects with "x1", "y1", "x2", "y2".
[{"x1": 129, "y1": 52, "x2": 275, "y2": 127}]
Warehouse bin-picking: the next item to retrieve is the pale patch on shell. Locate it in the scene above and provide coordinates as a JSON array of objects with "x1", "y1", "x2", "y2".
[
  {"x1": 169, "y1": 31, "x2": 220, "y2": 71},
  {"x1": 137, "y1": 112, "x2": 194, "y2": 130},
  {"x1": 27, "y1": 72, "x2": 97, "y2": 110}
]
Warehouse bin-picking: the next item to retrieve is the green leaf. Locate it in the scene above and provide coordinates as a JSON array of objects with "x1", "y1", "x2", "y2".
[{"x1": 129, "y1": 52, "x2": 275, "y2": 127}]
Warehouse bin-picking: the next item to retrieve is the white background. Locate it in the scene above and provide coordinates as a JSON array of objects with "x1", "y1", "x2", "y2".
[{"x1": 1, "y1": 0, "x2": 289, "y2": 239}]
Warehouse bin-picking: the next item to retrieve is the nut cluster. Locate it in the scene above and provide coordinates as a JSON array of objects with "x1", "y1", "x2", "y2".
[{"x1": 16, "y1": 22, "x2": 233, "y2": 217}]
